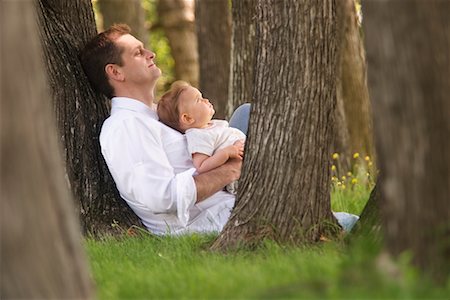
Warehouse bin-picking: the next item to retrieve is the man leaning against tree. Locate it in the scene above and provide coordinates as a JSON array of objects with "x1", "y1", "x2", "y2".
[{"x1": 80, "y1": 24, "x2": 243, "y2": 235}]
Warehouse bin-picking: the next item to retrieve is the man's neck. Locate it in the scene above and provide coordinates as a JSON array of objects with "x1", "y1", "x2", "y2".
[{"x1": 114, "y1": 84, "x2": 156, "y2": 108}]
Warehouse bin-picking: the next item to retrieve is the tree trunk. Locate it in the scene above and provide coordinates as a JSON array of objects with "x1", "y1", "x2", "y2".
[
  {"x1": 1, "y1": 1, "x2": 93, "y2": 297},
  {"x1": 195, "y1": 0, "x2": 232, "y2": 119},
  {"x1": 350, "y1": 181, "x2": 382, "y2": 247},
  {"x1": 226, "y1": 0, "x2": 257, "y2": 118},
  {"x1": 157, "y1": 0, "x2": 199, "y2": 86},
  {"x1": 36, "y1": 0, "x2": 142, "y2": 235},
  {"x1": 364, "y1": 0, "x2": 450, "y2": 282},
  {"x1": 212, "y1": 0, "x2": 342, "y2": 250},
  {"x1": 97, "y1": 0, "x2": 148, "y2": 46},
  {"x1": 335, "y1": 0, "x2": 374, "y2": 161}
]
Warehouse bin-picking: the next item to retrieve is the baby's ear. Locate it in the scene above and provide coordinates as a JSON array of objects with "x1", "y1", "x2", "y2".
[{"x1": 180, "y1": 113, "x2": 195, "y2": 126}]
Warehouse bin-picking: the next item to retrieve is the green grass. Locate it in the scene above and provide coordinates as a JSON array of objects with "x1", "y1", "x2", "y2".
[
  {"x1": 86, "y1": 175, "x2": 449, "y2": 299},
  {"x1": 86, "y1": 233, "x2": 449, "y2": 299}
]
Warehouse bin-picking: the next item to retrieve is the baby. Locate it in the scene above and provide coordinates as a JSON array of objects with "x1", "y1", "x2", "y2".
[{"x1": 157, "y1": 81, "x2": 246, "y2": 194}]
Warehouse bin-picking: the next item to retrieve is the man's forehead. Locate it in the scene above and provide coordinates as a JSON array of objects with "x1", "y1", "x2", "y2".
[{"x1": 115, "y1": 34, "x2": 142, "y2": 49}]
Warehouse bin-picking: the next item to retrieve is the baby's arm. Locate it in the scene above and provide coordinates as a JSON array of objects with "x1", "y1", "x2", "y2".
[{"x1": 192, "y1": 142, "x2": 244, "y2": 174}]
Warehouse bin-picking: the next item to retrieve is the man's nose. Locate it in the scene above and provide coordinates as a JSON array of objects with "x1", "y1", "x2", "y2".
[{"x1": 145, "y1": 49, "x2": 155, "y2": 59}]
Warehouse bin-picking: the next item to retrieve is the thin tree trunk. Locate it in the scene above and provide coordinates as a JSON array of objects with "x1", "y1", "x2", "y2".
[
  {"x1": 364, "y1": 0, "x2": 450, "y2": 282},
  {"x1": 37, "y1": 0, "x2": 142, "y2": 235},
  {"x1": 336, "y1": 0, "x2": 374, "y2": 160},
  {"x1": 212, "y1": 0, "x2": 342, "y2": 251},
  {"x1": 1, "y1": 1, "x2": 93, "y2": 297},
  {"x1": 226, "y1": 0, "x2": 257, "y2": 118},
  {"x1": 157, "y1": 0, "x2": 198, "y2": 86},
  {"x1": 98, "y1": 0, "x2": 148, "y2": 46},
  {"x1": 195, "y1": 0, "x2": 232, "y2": 119}
]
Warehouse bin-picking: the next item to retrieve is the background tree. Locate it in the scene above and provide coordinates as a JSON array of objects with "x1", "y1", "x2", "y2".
[
  {"x1": 157, "y1": 0, "x2": 199, "y2": 86},
  {"x1": 212, "y1": 0, "x2": 342, "y2": 250},
  {"x1": 364, "y1": 0, "x2": 450, "y2": 282},
  {"x1": 195, "y1": 0, "x2": 232, "y2": 119},
  {"x1": 333, "y1": 0, "x2": 374, "y2": 172},
  {"x1": 36, "y1": 0, "x2": 141, "y2": 235},
  {"x1": 97, "y1": 0, "x2": 148, "y2": 46},
  {"x1": 1, "y1": 1, "x2": 92, "y2": 297},
  {"x1": 226, "y1": 0, "x2": 256, "y2": 118}
]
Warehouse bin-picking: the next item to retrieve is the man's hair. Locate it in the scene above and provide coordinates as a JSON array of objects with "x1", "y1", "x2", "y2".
[
  {"x1": 79, "y1": 24, "x2": 131, "y2": 99},
  {"x1": 157, "y1": 81, "x2": 191, "y2": 133}
]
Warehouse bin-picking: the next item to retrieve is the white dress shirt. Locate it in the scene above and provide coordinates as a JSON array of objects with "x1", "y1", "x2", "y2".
[{"x1": 100, "y1": 97, "x2": 235, "y2": 235}]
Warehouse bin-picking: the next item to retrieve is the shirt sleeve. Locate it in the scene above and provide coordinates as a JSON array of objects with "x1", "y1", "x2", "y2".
[
  {"x1": 101, "y1": 116, "x2": 197, "y2": 226},
  {"x1": 185, "y1": 129, "x2": 215, "y2": 156}
]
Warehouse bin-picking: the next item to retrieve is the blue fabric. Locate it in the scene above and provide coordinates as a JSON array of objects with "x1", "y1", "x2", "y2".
[
  {"x1": 333, "y1": 212, "x2": 359, "y2": 232},
  {"x1": 229, "y1": 103, "x2": 251, "y2": 135}
]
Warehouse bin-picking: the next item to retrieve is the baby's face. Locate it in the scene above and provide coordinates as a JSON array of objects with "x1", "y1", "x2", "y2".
[{"x1": 179, "y1": 86, "x2": 215, "y2": 128}]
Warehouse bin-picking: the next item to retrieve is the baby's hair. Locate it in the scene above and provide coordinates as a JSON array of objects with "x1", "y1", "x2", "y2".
[{"x1": 157, "y1": 81, "x2": 191, "y2": 133}]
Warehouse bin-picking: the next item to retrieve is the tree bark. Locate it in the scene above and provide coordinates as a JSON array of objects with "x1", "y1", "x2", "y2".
[
  {"x1": 157, "y1": 0, "x2": 199, "y2": 86},
  {"x1": 97, "y1": 0, "x2": 148, "y2": 46},
  {"x1": 36, "y1": 0, "x2": 142, "y2": 235},
  {"x1": 1, "y1": 1, "x2": 93, "y2": 297},
  {"x1": 195, "y1": 0, "x2": 232, "y2": 119},
  {"x1": 350, "y1": 181, "x2": 382, "y2": 247},
  {"x1": 364, "y1": 0, "x2": 450, "y2": 282},
  {"x1": 212, "y1": 0, "x2": 342, "y2": 250},
  {"x1": 335, "y1": 0, "x2": 374, "y2": 161},
  {"x1": 226, "y1": 0, "x2": 257, "y2": 118}
]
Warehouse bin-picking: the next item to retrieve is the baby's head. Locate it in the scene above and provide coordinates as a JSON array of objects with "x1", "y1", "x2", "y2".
[{"x1": 157, "y1": 81, "x2": 215, "y2": 133}]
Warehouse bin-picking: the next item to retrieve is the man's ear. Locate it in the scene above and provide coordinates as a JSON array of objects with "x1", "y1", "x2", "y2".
[
  {"x1": 105, "y1": 64, "x2": 125, "y2": 82},
  {"x1": 180, "y1": 113, "x2": 195, "y2": 127}
]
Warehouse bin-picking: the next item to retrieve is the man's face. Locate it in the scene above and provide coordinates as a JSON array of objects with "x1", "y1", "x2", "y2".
[{"x1": 114, "y1": 34, "x2": 161, "y2": 85}]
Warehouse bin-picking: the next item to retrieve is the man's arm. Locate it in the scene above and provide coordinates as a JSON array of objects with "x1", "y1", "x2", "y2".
[{"x1": 194, "y1": 158, "x2": 242, "y2": 202}]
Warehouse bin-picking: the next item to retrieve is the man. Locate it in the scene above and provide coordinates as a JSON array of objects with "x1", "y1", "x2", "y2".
[{"x1": 80, "y1": 24, "x2": 242, "y2": 235}]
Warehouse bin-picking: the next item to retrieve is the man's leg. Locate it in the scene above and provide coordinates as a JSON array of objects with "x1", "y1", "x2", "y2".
[{"x1": 229, "y1": 103, "x2": 251, "y2": 135}]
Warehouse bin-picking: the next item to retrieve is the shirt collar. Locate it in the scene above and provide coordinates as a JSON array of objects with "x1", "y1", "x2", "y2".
[{"x1": 111, "y1": 97, "x2": 158, "y2": 119}]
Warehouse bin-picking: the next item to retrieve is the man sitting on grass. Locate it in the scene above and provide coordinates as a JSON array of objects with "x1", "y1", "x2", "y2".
[{"x1": 80, "y1": 24, "x2": 358, "y2": 235}]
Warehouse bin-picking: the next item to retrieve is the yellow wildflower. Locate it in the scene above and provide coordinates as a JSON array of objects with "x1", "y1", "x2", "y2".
[
  {"x1": 351, "y1": 178, "x2": 358, "y2": 185},
  {"x1": 341, "y1": 176, "x2": 346, "y2": 181},
  {"x1": 368, "y1": 162, "x2": 373, "y2": 167},
  {"x1": 331, "y1": 165, "x2": 336, "y2": 171},
  {"x1": 332, "y1": 176, "x2": 338, "y2": 182},
  {"x1": 353, "y1": 153, "x2": 360, "y2": 159},
  {"x1": 347, "y1": 172, "x2": 352, "y2": 177},
  {"x1": 332, "y1": 153, "x2": 339, "y2": 160},
  {"x1": 342, "y1": 185, "x2": 346, "y2": 190},
  {"x1": 365, "y1": 156, "x2": 370, "y2": 161}
]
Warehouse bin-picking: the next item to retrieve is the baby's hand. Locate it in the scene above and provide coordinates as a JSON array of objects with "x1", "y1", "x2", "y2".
[{"x1": 225, "y1": 143, "x2": 244, "y2": 159}]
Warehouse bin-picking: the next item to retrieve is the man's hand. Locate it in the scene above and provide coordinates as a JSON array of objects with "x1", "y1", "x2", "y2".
[{"x1": 194, "y1": 157, "x2": 243, "y2": 202}]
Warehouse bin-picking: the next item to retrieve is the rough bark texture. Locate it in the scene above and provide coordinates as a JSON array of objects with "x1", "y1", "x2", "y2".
[
  {"x1": 226, "y1": 0, "x2": 256, "y2": 118},
  {"x1": 36, "y1": 0, "x2": 142, "y2": 235},
  {"x1": 98, "y1": 0, "x2": 148, "y2": 46},
  {"x1": 334, "y1": 0, "x2": 374, "y2": 162},
  {"x1": 212, "y1": 0, "x2": 341, "y2": 250},
  {"x1": 364, "y1": 0, "x2": 450, "y2": 282},
  {"x1": 350, "y1": 181, "x2": 382, "y2": 246},
  {"x1": 158, "y1": 0, "x2": 198, "y2": 86},
  {"x1": 195, "y1": 0, "x2": 232, "y2": 119},
  {"x1": 1, "y1": 1, "x2": 93, "y2": 297}
]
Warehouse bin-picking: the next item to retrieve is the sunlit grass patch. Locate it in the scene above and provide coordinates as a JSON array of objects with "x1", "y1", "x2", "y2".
[{"x1": 330, "y1": 152, "x2": 376, "y2": 215}]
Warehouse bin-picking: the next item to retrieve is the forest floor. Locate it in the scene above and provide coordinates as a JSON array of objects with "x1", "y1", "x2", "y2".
[{"x1": 85, "y1": 177, "x2": 449, "y2": 299}]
